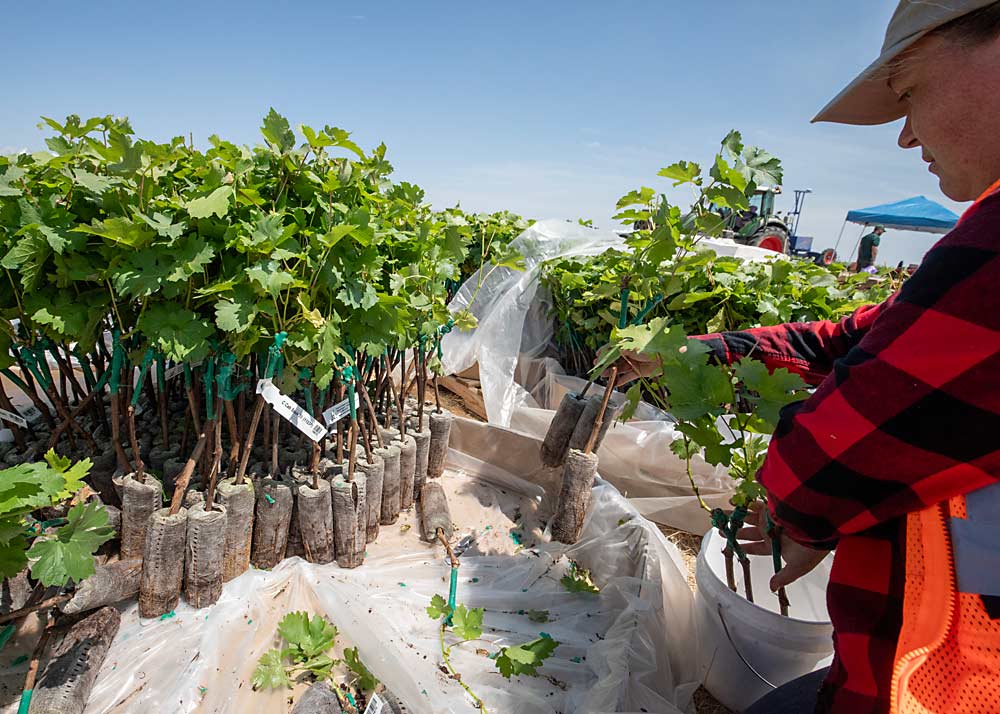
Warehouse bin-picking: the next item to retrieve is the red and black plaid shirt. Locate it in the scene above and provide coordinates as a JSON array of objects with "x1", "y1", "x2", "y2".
[{"x1": 699, "y1": 180, "x2": 1000, "y2": 714}]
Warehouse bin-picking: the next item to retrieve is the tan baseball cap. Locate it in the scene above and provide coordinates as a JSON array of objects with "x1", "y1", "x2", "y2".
[{"x1": 814, "y1": 0, "x2": 998, "y2": 125}]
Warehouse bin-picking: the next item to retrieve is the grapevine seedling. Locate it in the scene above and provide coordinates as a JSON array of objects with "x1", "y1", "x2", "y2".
[
  {"x1": 252, "y1": 611, "x2": 379, "y2": 709},
  {"x1": 560, "y1": 561, "x2": 600, "y2": 594}
]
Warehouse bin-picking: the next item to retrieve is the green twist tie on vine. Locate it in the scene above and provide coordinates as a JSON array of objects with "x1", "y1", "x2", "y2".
[
  {"x1": 155, "y1": 354, "x2": 166, "y2": 391},
  {"x1": 73, "y1": 347, "x2": 97, "y2": 391},
  {"x1": 203, "y1": 356, "x2": 217, "y2": 421},
  {"x1": 0, "y1": 623, "x2": 15, "y2": 653},
  {"x1": 765, "y1": 509, "x2": 783, "y2": 575},
  {"x1": 34, "y1": 341, "x2": 56, "y2": 390},
  {"x1": 216, "y1": 352, "x2": 239, "y2": 401},
  {"x1": 618, "y1": 288, "x2": 631, "y2": 330},
  {"x1": 109, "y1": 331, "x2": 124, "y2": 395},
  {"x1": 1, "y1": 369, "x2": 27, "y2": 394},
  {"x1": 18, "y1": 347, "x2": 49, "y2": 392},
  {"x1": 17, "y1": 689, "x2": 31, "y2": 714},
  {"x1": 729, "y1": 506, "x2": 750, "y2": 564},
  {"x1": 183, "y1": 363, "x2": 193, "y2": 390},
  {"x1": 130, "y1": 348, "x2": 156, "y2": 408},
  {"x1": 445, "y1": 566, "x2": 459, "y2": 626},
  {"x1": 632, "y1": 294, "x2": 663, "y2": 326},
  {"x1": 264, "y1": 332, "x2": 287, "y2": 380}
]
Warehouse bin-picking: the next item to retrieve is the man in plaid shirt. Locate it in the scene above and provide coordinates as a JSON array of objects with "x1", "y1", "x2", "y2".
[{"x1": 616, "y1": 2, "x2": 1000, "y2": 712}]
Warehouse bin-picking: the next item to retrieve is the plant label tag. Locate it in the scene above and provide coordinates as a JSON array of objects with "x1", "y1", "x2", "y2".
[
  {"x1": 16, "y1": 404, "x2": 41, "y2": 424},
  {"x1": 322, "y1": 394, "x2": 359, "y2": 427},
  {"x1": 164, "y1": 359, "x2": 202, "y2": 382},
  {"x1": 256, "y1": 379, "x2": 328, "y2": 442},
  {"x1": 363, "y1": 694, "x2": 386, "y2": 714},
  {"x1": 0, "y1": 408, "x2": 27, "y2": 428}
]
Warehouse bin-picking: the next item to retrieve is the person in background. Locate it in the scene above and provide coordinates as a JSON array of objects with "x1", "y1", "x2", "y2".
[
  {"x1": 609, "y1": 2, "x2": 1000, "y2": 712},
  {"x1": 855, "y1": 225, "x2": 885, "y2": 271}
]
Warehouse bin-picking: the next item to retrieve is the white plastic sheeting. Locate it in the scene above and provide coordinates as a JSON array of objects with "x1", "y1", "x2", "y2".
[
  {"x1": 75, "y1": 424, "x2": 701, "y2": 714},
  {"x1": 443, "y1": 219, "x2": 782, "y2": 531}
]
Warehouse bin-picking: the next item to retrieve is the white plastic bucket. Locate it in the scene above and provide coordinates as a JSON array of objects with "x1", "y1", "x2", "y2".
[{"x1": 694, "y1": 528, "x2": 835, "y2": 712}]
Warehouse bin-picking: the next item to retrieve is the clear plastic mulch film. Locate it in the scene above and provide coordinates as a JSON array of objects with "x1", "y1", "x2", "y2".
[
  {"x1": 73, "y1": 424, "x2": 700, "y2": 714},
  {"x1": 443, "y1": 218, "x2": 782, "y2": 532}
]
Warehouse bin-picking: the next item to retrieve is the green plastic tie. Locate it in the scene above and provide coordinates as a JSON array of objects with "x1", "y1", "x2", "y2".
[
  {"x1": 0, "y1": 623, "x2": 14, "y2": 653},
  {"x1": 203, "y1": 356, "x2": 217, "y2": 421},
  {"x1": 445, "y1": 566, "x2": 459, "y2": 626},
  {"x1": 618, "y1": 288, "x2": 631, "y2": 330},
  {"x1": 34, "y1": 342, "x2": 56, "y2": 391},
  {"x1": 73, "y1": 347, "x2": 97, "y2": 391},
  {"x1": 17, "y1": 689, "x2": 31, "y2": 714},
  {"x1": 263, "y1": 332, "x2": 288, "y2": 381},
  {"x1": 109, "y1": 331, "x2": 124, "y2": 395},
  {"x1": 155, "y1": 354, "x2": 166, "y2": 392},
  {"x1": 765, "y1": 509, "x2": 783, "y2": 575},
  {"x1": 1, "y1": 369, "x2": 28, "y2": 394},
  {"x1": 130, "y1": 348, "x2": 156, "y2": 408},
  {"x1": 216, "y1": 352, "x2": 238, "y2": 401},
  {"x1": 183, "y1": 363, "x2": 193, "y2": 390},
  {"x1": 632, "y1": 293, "x2": 663, "y2": 326},
  {"x1": 18, "y1": 347, "x2": 49, "y2": 392}
]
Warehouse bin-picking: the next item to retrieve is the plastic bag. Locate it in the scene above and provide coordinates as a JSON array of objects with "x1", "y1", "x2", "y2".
[{"x1": 78, "y1": 422, "x2": 701, "y2": 714}]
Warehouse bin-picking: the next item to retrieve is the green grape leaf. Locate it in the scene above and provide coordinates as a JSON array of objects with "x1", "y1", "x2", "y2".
[
  {"x1": 676, "y1": 420, "x2": 734, "y2": 467},
  {"x1": 137, "y1": 211, "x2": 186, "y2": 240},
  {"x1": 733, "y1": 360, "x2": 808, "y2": 427},
  {"x1": 167, "y1": 236, "x2": 214, "y2": 282},
  {"x1": 137, "y1": 302, "x2": 214, "y2": 363},
  {"x1": 615, "y1": 186, "x2": 656, "y2": 209},
  {"x1": 426, "y1": 593, "x2": 451, "y2": 620},
  {"x1": 451, "y1": 604, "x2": 484, "y2": 641},
  {"x1": 620, "y1": 382, "x2": 642, "y2": 422},
  {"x1": 301, "y1": 653, "x2": 335, "y2": 678},
  {"x1": 614, "y1": 317, "x2": 686, "y2": 357},
  {"x1": 215, "y1": 286, "x2": 259, "y2": 333},
  {"x1": 0, "y1": 463, "x2": 66, "y2": 517},
  {"x1": 495, "y1": 635, "x2": 559, "y2": 679},
  {"x1": 73, "y1": 217, "x2": 154, "y2": 248},
  {"x1": 721, "y1": 130, "x2": 744, "y2": 158},
  {"x1": 28, "y1": 501, "x2": 114, "y2": 587},
  {"x1": 262, "y1": 108, "x2": 296, "y2": 153},
  {"x1": 343, "y1": 646, "x2": 378, "y2": 690},
  {"x1": 1, "y1": 233, "x2": 50, "y2": 291},
  {"x1": 561, "y1": 562, "x2": 600, "y2": 594},
  {"x1": 277, "y1": 611, "x2": 338, "y2": 658},
  {"x1": 44, "y1": 449, "x2": 91, "y2": 500},
  {"x1": 657, "y1": 161, "x2": 701, "y2": 186},
  {"x1": 251, "y1": 648, "x2": 292, "y2": 690},
  {"x1": 186, "y1": 186, "x2": 233, "y2": 219},
  {"x1": 247, "y1": 260, "x2": 297, "y2": 298},
  {"x1": 740, "y1": 145, "x2": 783, "y2": 189},
  {"x1": 0, "y1": 532, "x2": 28, "y2": 579},
  {"x1": 661, "y1": 359, "x2": 732, "y2": 421}
]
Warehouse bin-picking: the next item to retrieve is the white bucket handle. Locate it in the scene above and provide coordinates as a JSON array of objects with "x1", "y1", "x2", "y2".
[{"x1": 717, "y1": 602, "x2": 778, "y2": 691}]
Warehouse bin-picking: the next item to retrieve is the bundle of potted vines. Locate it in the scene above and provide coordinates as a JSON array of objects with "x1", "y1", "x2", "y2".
[
  {"x1": 548, "y1": 133, "x2": 809, "y2": 612},
  {"x1": 0, "y1": 109, "x2": 524, "y2": 640}
]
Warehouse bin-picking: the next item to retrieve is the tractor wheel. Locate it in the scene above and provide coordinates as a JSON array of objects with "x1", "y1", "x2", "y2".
[
  {"x1": 817, "y1": 248, "x2": 837, "y2": 266},
  {"x1": 749, "y1": 227, "x2": 788, "y2": 253}
]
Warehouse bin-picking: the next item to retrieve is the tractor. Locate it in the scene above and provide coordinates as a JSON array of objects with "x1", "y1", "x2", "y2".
[{"x1": 717, "y1": 187, "x2": 837, "y2": 265}]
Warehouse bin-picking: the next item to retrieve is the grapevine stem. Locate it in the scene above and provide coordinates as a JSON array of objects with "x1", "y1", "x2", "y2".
[{"x1": 438, "y1": 621, "x2": 488, "y2": 713}]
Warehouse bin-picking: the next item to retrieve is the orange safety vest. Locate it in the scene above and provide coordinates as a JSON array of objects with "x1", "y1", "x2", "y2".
[{"x1": 890, "y1": 178, "x2": 1000, "y2": 714}]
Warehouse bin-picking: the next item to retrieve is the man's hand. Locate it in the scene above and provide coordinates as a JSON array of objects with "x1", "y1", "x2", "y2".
[
  {"x1": 597, "y1": 348, "x2": 662, "y2": 386},
  {"x1": 733, "y1": 502, "x2": 830, "y2": 592}
]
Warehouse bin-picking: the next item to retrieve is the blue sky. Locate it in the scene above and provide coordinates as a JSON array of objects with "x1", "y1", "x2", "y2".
[{"x1": 1, "y1": 0, "x2": 964, "y2": 267}]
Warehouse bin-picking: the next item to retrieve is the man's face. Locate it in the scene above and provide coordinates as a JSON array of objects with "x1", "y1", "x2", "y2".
[{"x1": 891, "y1": 32, "x2": 1000, "y2": 201}]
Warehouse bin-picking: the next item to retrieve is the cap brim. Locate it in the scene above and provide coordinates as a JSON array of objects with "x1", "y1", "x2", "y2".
[{"x1": 812, "y1": 33, "x2": 926, "y2": 125}]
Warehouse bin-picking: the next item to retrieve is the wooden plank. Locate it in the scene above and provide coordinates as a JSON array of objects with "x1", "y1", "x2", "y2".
[{"x1": 438, "y1": 375, "x2": 487, "y2": 420}]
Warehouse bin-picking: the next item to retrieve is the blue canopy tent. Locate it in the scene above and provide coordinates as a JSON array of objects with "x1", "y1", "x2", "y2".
[{"x1": 833, "y1": 195, "x2": 961, "y2": 264}]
